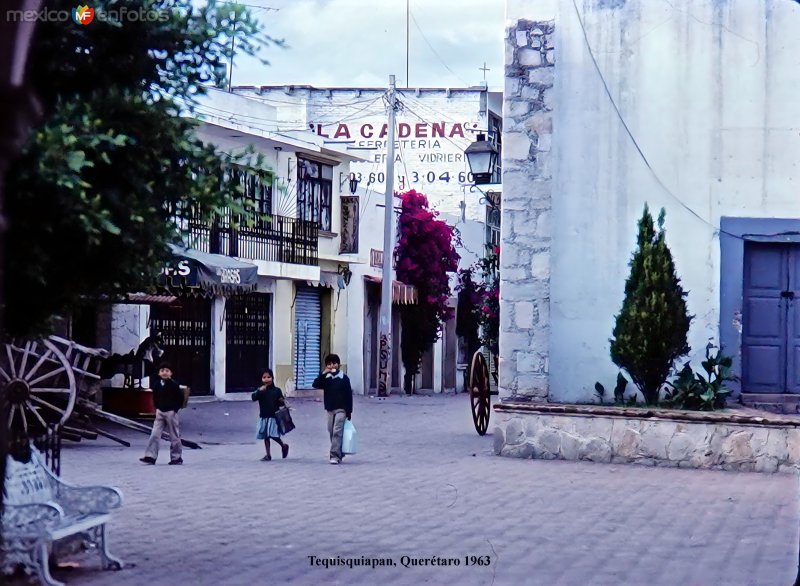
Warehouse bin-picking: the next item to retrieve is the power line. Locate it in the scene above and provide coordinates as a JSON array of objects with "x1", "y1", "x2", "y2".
[
  {"x1": 397, "y1": 90, "x2": 475, "y2": 127},
  {"x1": 358, "y1": 160, "x2": 381, "y2": 217},
  {"x1": 189, "y1": 92, "x2": 386, "y2": 123},
  {"x1": 571, "y1": 0, "x2": 752, "y2": 242},
  {"x1": 236, "y1": 90, "x2": 387, "y2": 108},
  {"x1": 408, "y1": 10, "x2": 471, "y2": 87},
  {"x1": 186, "y1": 98, "x2": 386, "y2": 135},
  {"x1": 398, "y1": 100, "x2": 474, "y2": 163}
]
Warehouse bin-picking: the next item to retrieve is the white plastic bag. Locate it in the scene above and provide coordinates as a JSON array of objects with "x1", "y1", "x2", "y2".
[{"x1": 342, "y1": 419, "x2": 358, "y2": 455}]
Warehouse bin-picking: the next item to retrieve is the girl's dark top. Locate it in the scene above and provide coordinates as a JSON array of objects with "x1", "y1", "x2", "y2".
[{"x1": 251, "y1": 384, "x2": 284, "y2": 418}]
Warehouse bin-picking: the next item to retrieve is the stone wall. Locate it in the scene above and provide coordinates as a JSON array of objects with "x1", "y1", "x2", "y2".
[
  {"x1": 493, "y1": 405, "x2": 800, "y2": 473},
  {"x1": 499, "y1": 20, "x2": 555, "y2": 401}
]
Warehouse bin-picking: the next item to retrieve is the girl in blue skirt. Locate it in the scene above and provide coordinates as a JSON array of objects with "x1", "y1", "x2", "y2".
[{"x1": 252, "y1": 369, "x2": 289, "y2": 461}]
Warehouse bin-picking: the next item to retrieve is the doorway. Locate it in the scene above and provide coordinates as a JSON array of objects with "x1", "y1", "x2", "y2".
[
  {"x1": 742, "y1": 242, "x2": 800, "y2": 393},
  {"x1": 149, "y1": 297, "x2": 212, "y2": 395},
  {"x1": 226, "y1": 293, "x2": 271, "y2": 393}
]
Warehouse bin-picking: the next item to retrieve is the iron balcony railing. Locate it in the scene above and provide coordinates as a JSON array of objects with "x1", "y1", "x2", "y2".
[{"x1": 175, "y1": 208, "x2": 319, "y2": 266}]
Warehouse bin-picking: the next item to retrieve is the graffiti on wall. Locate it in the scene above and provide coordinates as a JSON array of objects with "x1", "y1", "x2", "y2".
[{"x1": 377, "y1": 332, "x2": 391, "y2": 395}]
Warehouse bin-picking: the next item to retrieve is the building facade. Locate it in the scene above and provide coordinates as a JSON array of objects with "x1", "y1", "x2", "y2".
[
  {"x1": 235, "y1": 85, "x2": 503, "y2": 394},
  {"x1": 501, "y1": 0, "x2": 800, "y2": 407},
  {"x1": 104, "y1": 88, "x2": 363, "y2": 398}
]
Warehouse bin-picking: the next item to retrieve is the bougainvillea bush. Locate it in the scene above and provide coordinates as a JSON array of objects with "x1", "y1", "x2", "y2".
[
  {"x1": 395, "y1": 190, "x2": 460, "y2": 392},
  {"x1": 457, "y1": 246, "x2": 500, "y2": 357}
]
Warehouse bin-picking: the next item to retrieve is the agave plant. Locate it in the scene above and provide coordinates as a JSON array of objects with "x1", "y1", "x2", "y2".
[{"x1": 662, "y1": 344, "x2": 737, "y2": 411}]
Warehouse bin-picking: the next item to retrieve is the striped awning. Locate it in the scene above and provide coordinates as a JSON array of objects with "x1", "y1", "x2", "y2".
[
  {"x1": 122, "y1": 293, "x2": 179, "y2": 305},
  {"x1": 98, "y1": 293, "x2": 179, "y2": 305},
  {"x1": 364, "y1": 275, "x2": 417, "y2": 305},
  {"x1": 307, "y1": 270, "x2": 345, "y2": 289}
]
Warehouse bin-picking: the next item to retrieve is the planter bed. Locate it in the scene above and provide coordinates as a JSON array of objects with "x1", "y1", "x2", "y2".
[{"x1": 493, "y1": 402, "x2": 800, "y2": 473}]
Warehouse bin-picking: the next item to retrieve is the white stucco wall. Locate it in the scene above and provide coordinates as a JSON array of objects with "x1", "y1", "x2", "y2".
[
  {"x1": 506, "y1": 0, "x2": 800, "y2": 402},
  {"x1": 345, "y1": 189, "x2": 394, "y2": 395}
]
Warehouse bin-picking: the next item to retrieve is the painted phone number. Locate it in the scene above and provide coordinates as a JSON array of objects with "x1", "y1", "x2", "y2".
[
  {"x1": 308, "y1": 555, "x2": 491, "y2": 569},
  {"x1": 350, "y1": 171, "x2": 475, "y2": 189}
]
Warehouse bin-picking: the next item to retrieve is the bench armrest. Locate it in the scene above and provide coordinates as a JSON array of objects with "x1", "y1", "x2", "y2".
[
  {"x1": 2, "y1": 502, "x2": 64, "y2": 533},
  {"x1": 55, "y1": 485, "x2": 123, "y2": 515}
]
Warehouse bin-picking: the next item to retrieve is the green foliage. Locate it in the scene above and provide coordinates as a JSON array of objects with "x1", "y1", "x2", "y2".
[
  {"x1": 662, "y1": 345, "x2": 736, "y2": 411},
  {"x1": 609, "y1": 205, "x2": 692, "y2": 405},
  {"x1": 593, "y1": 381, "x2": 605, "y2": 402},
  {"x1": 4, "y1": 0, "x2": 281, "y2": 338},
  {"x1": 455, "y1": 245, "x2": 500, "y2": 357},
  {"x1": 594, "y1": 372, "x2": 637, "y2": 406}
]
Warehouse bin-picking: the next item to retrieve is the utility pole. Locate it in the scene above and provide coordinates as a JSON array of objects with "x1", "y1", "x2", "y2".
[
  {"x1": 406, "y1": 0, "x2": 410, "y2": 87},
  {"x1": 227, "y1": 13, "x2": 236, "y2": 92},
  {"x1": 377, "y1": 75, "x2": 398, "y2": 397}
]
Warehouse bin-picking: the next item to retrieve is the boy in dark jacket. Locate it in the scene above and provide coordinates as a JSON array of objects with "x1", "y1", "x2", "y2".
[
  {"x1": 312, "y1": 353, "x2": 352, "y2": 464},
  {"x1": 140, "y1": 362, "x2": 184, "y2": 465}
]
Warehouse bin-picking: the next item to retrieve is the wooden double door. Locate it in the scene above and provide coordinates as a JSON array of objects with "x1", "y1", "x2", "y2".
[{"x1": 742, "y1": 243, "x2": 800, "y2": 393}]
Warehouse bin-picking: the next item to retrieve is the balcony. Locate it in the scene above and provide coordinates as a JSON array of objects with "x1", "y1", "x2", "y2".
[{"x1": 179, "y1": 211, "x2": 319, "y2": 267}]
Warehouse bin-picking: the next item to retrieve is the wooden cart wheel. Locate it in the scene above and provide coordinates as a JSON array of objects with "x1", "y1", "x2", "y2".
[
  {"x1": 0, "y1": 339, "x2": 77, "y2": 439},
  {"x1": 469, "y1": 351, "x2": 491, "y2": 436}
]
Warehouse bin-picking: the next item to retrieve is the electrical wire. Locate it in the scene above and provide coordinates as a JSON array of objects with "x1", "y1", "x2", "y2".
[
  {"x1": 358, "y1": 160, "x2": 381, "y2": 217},
  {"x1": 571, "y1": 0, "x2": 758, "y2": 242},
  {"x1": 389, "y1": 104, "x2": 413, "y2": 191},
  {"x1": 397, "y1": 90, "x2": 479, "y2": 127},
  {"x1": 192, "y1": 101, "x2": 386, "y2": 133},
  {"x1": 397, "y1": 100, "x2": 474, "y2": 163},
  {"x1": 408, "y1": 10, "x2": 471, "y2": 87},
  {"x1": 231, "y1": 90, "x2": 388, "y2": 108}
]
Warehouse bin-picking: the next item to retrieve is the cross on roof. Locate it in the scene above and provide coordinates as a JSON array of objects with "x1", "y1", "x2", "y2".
[{"x1": 479, "y1": 62, "x2": 491, "y2": 80}]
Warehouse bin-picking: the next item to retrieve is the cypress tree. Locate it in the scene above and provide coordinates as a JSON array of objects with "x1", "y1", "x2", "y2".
[{"x1": 610, "y1": 205, "x2": 692, "y2": 405}]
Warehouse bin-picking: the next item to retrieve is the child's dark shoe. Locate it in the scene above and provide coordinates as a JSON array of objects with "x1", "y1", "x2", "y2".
[
  {"x1": 168, "y1": 458, "x2": 183, "y2": 465},
  {"x1": 282, "y1": 444, "x2": 289, "y2": 459},
  {"x1": 139, "y1": 457, "x2": 156, "y2": 465},
  {"x1": 261, "y1": 455, "x2": 272, "y2": 461}
]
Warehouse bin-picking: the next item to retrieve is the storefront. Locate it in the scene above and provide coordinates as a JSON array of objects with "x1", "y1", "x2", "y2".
[{"x1": 106, "y1": 245, "x2": 260, "y2": 400}]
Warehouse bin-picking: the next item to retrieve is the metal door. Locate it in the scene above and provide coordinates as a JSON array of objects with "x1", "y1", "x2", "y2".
[
  {"x1": 149, "y1": 298, "x2": 211, "y2": 395},
  {"x1": 294, "y1": 287, "x2": 321, "y2": 389},
  {"x1": 742, "y1": 243, "x2": 800, "y2": 393},
  {"x1": 226, "y1": 293, "x2": 271, "y2": 393}
]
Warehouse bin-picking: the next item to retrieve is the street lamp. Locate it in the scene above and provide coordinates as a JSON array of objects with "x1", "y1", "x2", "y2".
[{"x1": 464, "y1": 133, "x2": 498, "y2": 185}]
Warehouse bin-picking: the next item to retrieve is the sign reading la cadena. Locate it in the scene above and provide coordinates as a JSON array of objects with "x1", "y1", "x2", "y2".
[{"x1": 312, "y1": 121, "x2": 470, "y2": 140}]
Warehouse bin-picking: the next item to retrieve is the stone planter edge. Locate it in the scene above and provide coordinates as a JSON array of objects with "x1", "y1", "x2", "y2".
[{"x1": 492, "y1": 402, "x2": 800, "y2": 473}]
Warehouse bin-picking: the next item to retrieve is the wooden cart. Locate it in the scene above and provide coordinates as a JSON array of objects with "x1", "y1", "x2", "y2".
[
  {"x1": 468, "y1": 349, "x2": 499, "y2": 436},
  {"x1": 0, "y1": 335, "x2": 200, "y2": 451}
]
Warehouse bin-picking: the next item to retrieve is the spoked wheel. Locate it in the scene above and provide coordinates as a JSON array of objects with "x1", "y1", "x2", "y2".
[
  {"x1": 0, "y1": 339, "x2": 77, "y2": 440},
  {"x1": 469, "y1": 351, "x2": 491, "y2": 436}
]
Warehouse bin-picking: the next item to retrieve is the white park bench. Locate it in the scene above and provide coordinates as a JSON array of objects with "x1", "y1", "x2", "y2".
[{"x1": 1, "y1": 447, "x2": 123, "y2": 586}]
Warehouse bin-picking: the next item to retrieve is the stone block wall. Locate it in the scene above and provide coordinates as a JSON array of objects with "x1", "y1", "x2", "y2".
[
  {"x1": 493, "y1": 407, "x2": 800, "y2": 474},
  {"x1": 500, "y1": 20, "x2": 555, "y2": 401}
]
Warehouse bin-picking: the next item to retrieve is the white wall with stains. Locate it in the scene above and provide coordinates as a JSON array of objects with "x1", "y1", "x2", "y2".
[{"x1": 505, "y1": 0, "x2": 800, "y2": 402}]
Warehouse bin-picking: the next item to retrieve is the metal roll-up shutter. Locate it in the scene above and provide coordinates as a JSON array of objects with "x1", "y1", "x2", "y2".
[{"x1": 294, "y1": 287, "x2": 322, "y2": 389}]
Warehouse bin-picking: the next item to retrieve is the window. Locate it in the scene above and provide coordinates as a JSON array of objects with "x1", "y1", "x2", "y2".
[
  {"x1": 297, "y1": 157, "x2": 333, "y2": 231},
  {"x1": 233, "y1": 167, "x2": 272, "y2": 215},
  {"x1": 488, "y1": 113, "x2": 502, "y2": 185},
  {"x1": 486, "y1": 197, "x2": 501, "y2": 263}
]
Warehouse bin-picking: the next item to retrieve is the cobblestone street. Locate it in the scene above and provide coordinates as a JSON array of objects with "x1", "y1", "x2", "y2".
[{"x1": 16, "y1": 394, "x2": 800, "y2": 586}]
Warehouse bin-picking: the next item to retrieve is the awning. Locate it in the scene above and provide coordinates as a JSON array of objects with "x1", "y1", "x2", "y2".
[
  {"x1": 97, "y1": 292, "x2": 179, "y2": 305},
  {"x1": 158, "y1": 244, "x2": 258, "y2": 295},
  {"x1": 122, "y1": 293, "x2": 179, "y2": 305},
  {"x1": 364, "y1": 275, "x2": 418, "y2": 305},
  {"x1": 307, "y1": 270, "x2": 346, "y2": 290}
]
